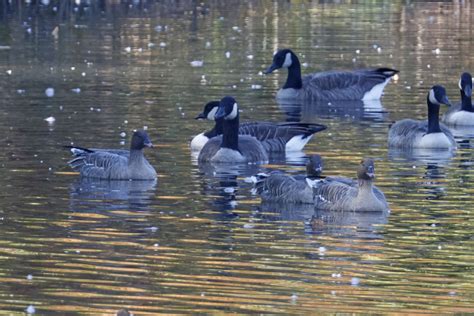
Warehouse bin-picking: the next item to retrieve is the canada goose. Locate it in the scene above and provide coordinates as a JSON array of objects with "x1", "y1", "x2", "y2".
[
  {"x1": 67, "y1": 130, "x2": 157, "y2": 180},
  {"x1": 310, "y1": 158, "x2": 388, "y2": 212},
  {"x1": 254, "y1": 154, "x2": 323, "y2": 204},
  {"x1": 198, "y1": 96, "x2": 269, "y2": 163},
  {"x1": 442, "y1": 72, "x2": 474, "y2": 126},
  {"x1": 191, "y1": 101, "x2": 327, "y2": 152},
  {"x1": 388, "y1": 85, "x2": 456, "y2": 149},
  {"x1": 265, "y1": 48, "x2": 398, "y2": 101}
]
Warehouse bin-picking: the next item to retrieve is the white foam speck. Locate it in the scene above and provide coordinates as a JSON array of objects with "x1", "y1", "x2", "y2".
[
  {"x1": 225, "y1": 51, "x2": 231, "y2": 58},
  {"x1": 26, "y1": 305, "x2": 35, "y2": 314},
  {"x1": 351, "y1": 277, "x2": 360, "y2": 286},
  {"x1": 223, "y1": 187, "x2": 235, "y2": 193},
  {"x1": 44, "y1": 116, "x2": 55, "y2": 123},
  {"x1": 243, "y1": 223, "x2": 254, "y2": 229},
  {"x1": 45, "y1": 88, "x2": 55, "y2": 97},
  {"x1": 124, "y1": 46, "x2": 132, "y2": 53},
  {"x1": 120, "y1": 132, "x2": 127, "y2": 138},
  {"x1": 71, "y1": 88, "x2": 81, "y2": 93},
  {"x1": 205, "y1": 41, "x2": 211, "y2": 48},
  {"x1": 148, "y1": 42, "x2": 155, "y2": 48},
  {"x1": 246, "y1": 54, "x2": 254, "y2": 60},
  {"x1": 190, "y1": 60, "x2": 204, "y2": 67},
  {"x1": 251, "y1": 84, "x2": 262, "y2": 90},
  {"x1": 6, "y1": 69, "x2": 12, "y2": 75},
  {"x1": 27, "y1": 274, "x2": 33, "y2": 280},
  {"x1": 17, "y1": 89, "x2": 26, "y2": 94},
  {"x1": 159, "y1": 42, "x2": 167, "y2": 48},
  {"x1": 355, "y1": 49, "x2": 360, "y2": 54}
]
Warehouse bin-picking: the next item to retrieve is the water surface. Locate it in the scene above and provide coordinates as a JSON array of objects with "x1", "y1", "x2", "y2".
[{"x1": 0, "y1": 1, "x2": 473, "y2": 314}]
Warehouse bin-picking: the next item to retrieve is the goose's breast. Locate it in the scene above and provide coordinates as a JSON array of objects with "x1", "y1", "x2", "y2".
[{"x1": 416, "y1": 132, "x2": 454, "y2": 149}]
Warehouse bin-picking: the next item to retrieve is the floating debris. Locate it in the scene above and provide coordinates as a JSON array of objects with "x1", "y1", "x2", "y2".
[
  {"x1": 251, "y1": 84, "x2": 262, "y2": 89},
  {"x1": 45, "y1": 88, "x2": 55, "y2": 97},
  {"x1": 148, "y1": 42, "x2": 156, "y2": 48},
  {"x1": 120, "y1": 132, "x2": 127, "y2": 138},
  {"x1": 71, "y1": 88, "x2": 81, "y2": 93},
  {"x1": 124, "y1": 47, "x2": 132, "y2": 53},
  {"x1": 433, "y1": 48, "x2": 441, "y2": 55},
  {"x1": 223, "y1": 187, "x2": 235, "y2": 193},
  {"x1": 159, "y1": 42, "x2": 167, "y2": 48},
  {"x1": 27, "y1": 274, "x2": 33, "y2": 280},
  {"x1": 246, "y1": 54, "x2": 254, "y2": 60},
  {"x1": 0, "y1": 45, "x2": 11, "y2": 50},
  {"x1": 225, "y1": 51, "x2": 231, "y2": 58},
  {"x1": 6, "y1": 69, "x2": 12, "y2": 75}
]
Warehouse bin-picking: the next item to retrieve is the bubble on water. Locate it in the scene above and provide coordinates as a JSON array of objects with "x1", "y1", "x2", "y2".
[
  {"x1": 434, "y1": 48, "x2": 440, "y2": 55},
  {"x1": 17, "y1": 89, "x2": 26, "y2": 94},
  {"x1": 148, "y1": 42, "x2": 155, "y2": 48},
  {"x1": 225, "y1": 51, "x2": 231, "y2": 58},
  {"x1": 27, "y1": 274, "x2": 33, "y2": 280},
  {"x1": 251, "y1": 84, "x2": 262, "y2": 90},
  {"x1": 143, "y1": 125, "x2": 148, "y2": 130},
  {"x1": 81, "y1": 72, "x2": 86, "y2": 77},
  {"x1": 45, "y1": 88, "x2": 55, "y2": 97},
  {"x1": 159, "y1": 42, "x2": 167, "y2": 48},
  {"x1": 302, "y1": 62, "x2": 308, "y2": 68},
  {"x1": 120, "y1": 132, "x2": 127, "y2": 138},
  {"x1": 124, "y1": 120, "x2": 128, "y2": 124},
  {"x1": 6, "y1": 69, "x2": 12, "y2": 75},
  {"x1": 243, "y1": 223, "x2": 254, "y2": 229},
  {"x1": 154, "y1": 243, "x2": 159, "y2": 247},
  {"x1": 71, "y1": 88, "x2": 81, "y2": 93},
  {"x1": 205, "y1": 41, "x2": 211, "y2": 48},
  {"x1": 223, "y1": 187, "x2": 235, "y2": 193},
  {"x1": 124, "y1": 46, "x2": 132, "y2": 53},
  {"x1": 355, "y1": 49, "x2": 360, "y2": 54},
  {"x1": 246, "y1": 54, "x2": 254, "y2": 60}
]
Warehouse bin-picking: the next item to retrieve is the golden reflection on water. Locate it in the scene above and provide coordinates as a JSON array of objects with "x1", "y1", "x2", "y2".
[{"x1": 0, "y1": 0, "x2": 473, "y2": 314}]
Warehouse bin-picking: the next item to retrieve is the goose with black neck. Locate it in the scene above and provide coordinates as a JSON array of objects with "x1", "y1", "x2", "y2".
[
  {"x1": 265, "y1": 48, "x2": 398, "y2": 101},
  {"x1": 198, "y1": 96, "x2": 269, "y2": 164}
]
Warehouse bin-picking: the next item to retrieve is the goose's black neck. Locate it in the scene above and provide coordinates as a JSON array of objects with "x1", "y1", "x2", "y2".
[
  {"x1": 204, "y1": 119, "x2": 224, "y2": 138},
  {"x1": 283, "y1": 52, "x2": 303, "y2": 90},
  {"x1": 460, "y1": 90, "x2": 473, "y2": 112},
  {"x1": 427, "y1": 96, "x2": 442, "y2": 134},
  {"x1": 221, "y1": 114, "x2": 239, "y2": 151}
]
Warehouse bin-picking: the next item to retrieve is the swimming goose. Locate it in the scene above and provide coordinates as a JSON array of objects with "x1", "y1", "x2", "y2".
[
  {"x1": 311, "y1": 158, "x2": 388, "y2": 212},
  {"x1": 442, "y1": 72, "x2": 474, "y2": 126},
  {"x1": 255, "y1": 154, "x2": 323, "y2": 204},
  {"x1": 265, "y1": 48, "x2": 399, "y2": 101},
  {"x1": 388, "y1": 85, "x2": 456, "y2": 149},
  {"x1": 198, "y1": 96, "x2": 269, "y2": 163},
  {"x1": 191, "y1": 101, "x2": 327, "y2": 152},
  {"x1": 67, "y1": 130, "x2": 157, "y2": 180}
]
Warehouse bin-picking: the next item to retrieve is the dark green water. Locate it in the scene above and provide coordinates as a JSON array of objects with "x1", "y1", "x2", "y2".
[{"x1": 0, "y1": 1, "x2": 473, "y2": 314}]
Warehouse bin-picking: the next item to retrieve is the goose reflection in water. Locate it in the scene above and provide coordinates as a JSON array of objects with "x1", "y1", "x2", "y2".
[
  {"x1": 69, "y1": 178, "x2": 157, "y2": 211},
  {"x1": 277, "y1": 99, "x2": 388, "y2": 122},
  {"x1": 198, "y1": 163, "x2": 262, "y2": 220},
  {"x1": 256, "y1": 202, "x2": 388, "y2": 239}
]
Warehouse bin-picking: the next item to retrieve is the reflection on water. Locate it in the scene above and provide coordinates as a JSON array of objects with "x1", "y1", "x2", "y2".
[
  {"x1": 1, "y1": 0, "x2": 474, "y2": 314},
  {"x1": 69, "y1": 178, "x2": 157, "y2": 210},
  {"x1": 278, "y1": 99, "x2": 388, "y2": 122}
]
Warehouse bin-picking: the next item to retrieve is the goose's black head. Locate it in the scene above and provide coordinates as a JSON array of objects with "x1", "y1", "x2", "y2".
[
  {"x1": 357, "y1": 158, "x2": 376, "y2": 181},
  {"x1": 264, "y1": 48, "x2": 296, "y2": 74},
  {"x1": 215, "y1": 96, "x2": 239, "y2": 120},
  {"x1": 131, "y1": 130, "x2": 153, "y2": 150},
  {"x1": 195, "y1": 101, "x2": 220, "y2": 120},
  {"x1": 307, "y1": 154, "x2": 323, "y2": 177},
  {"x1": 428, "y1": 85, "x2": 451, "y2": 107},
  {"x1": 459, "y1": 72, "x2": 472, "y2": 98}
]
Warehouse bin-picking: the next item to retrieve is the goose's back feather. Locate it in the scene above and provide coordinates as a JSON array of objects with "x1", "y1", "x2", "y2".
[
  {"x1": 295, "y1": 68, "x2": 397, "y2": 101},
  {"x1": 67, "y1": 147, "x2": 156, "y2": 180},
  {"x1": 239, "y1": 122, "x2": 326, "y2": 151},
  {"x1": 312, "y1": 178, "x2": 388, "y2": 212},
  {"x1": 256, "y1": 172, "x2": 315, "y2": 204}
]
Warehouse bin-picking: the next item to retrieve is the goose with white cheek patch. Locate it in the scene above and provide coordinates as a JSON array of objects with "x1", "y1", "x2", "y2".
[
  {"x1": 442, "y1": 72, "x2": 474, "y2": 126},
  {"x1": 254, "y1": 154, "x2": 324, "y2": 204},
  {"x1": 265, "y1": 48, "x2": 399, "y2": 101},
  {"x1": 67, "y1": 130, "x2": 157, "y2": 180},
  {"x1": 388, "y1": 85, "x2": 456, "y2": 149},
  {"x1": 310, "y1": 158, "x2": 388, "y2": 212},
  {"x1": 191, "y1": 101, "x2": 327, "y2": 152},
  {"x1": 198, "y1": 96, "x2": 269, "y2": 164}
]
